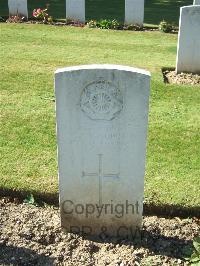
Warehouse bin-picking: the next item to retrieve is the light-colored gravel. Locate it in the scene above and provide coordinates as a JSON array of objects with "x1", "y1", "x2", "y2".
[{"x1": 163, "y1": 70, "x2": 200, "y2": 85}]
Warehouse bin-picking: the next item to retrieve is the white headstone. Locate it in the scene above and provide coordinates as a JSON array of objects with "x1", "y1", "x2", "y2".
[
  {"x1": 55, "y1": 65, "x2": 150, "y2": 239},
  {"x1": 176, "y1": 6, "x2": 200, "y2": 74},
  {"x1": 194, "y1": 0, "x2": 200, "y2": 5},
  {"x1": 125, "y1": 0, "x2": 144, "y2": 25},
  {"x1": 66, "y1": 0, "x2": 85, "y2": 23},
  {"x1": 8, "y1": 0, "x2": 28, "y2": 18}
]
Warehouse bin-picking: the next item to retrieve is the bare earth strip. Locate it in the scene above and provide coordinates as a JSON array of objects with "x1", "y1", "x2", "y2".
[{"x1": 0, "y1": 198, "x2": 199, "y2": 265}]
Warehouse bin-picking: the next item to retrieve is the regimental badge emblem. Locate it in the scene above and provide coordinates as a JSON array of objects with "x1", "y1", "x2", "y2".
[{"x1": 80, "y1": 80, "x2": 123, "y2": 120}]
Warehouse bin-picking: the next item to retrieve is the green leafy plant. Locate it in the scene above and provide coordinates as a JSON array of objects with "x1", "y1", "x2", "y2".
[
  {"x1": 184, "y1": 237, "x2": 200, "y2": 265},
  {"x1": 159, "y1": 20, "x2": 173, "y2": 33},
  {"x1": 97, "y1": 19, "x2": 112, "y2": 29},
  {"x1": 109, "y1": 19, "x2": 120, "y2": 30},
  {"x1": 87, "y1": 19, "x2": 143, "y2": 31},
  {"x1": 24, "y1": 194, "x2": 38, "y2": 206},
  {"x1": 97, "y1": 19, "x2": 120, "y2": 30}
]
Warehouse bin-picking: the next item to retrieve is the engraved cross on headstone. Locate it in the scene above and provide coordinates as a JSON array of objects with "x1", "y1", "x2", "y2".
[{"x1": 82, "y1": 154, "x2": 120, "y2": 205}]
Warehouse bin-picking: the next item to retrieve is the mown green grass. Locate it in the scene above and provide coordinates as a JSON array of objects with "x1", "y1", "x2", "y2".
[
  {"x1": 0, "y1": 0, "x2": 193, "y2": 25},
  {"x1": 0, "y1": 24, "x2": 199, "y2": 209}
]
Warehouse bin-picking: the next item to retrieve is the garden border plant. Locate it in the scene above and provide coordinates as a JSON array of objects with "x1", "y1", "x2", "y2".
[
  {"x1": 3, "y1": 5, "x2": 179, "y2": 33},
  {"x1": 4, "y1": 16, "x2": 178, "y2": 34},
  {"x1": 3, "y1": 4, "x2": 179, "y2": 34}
]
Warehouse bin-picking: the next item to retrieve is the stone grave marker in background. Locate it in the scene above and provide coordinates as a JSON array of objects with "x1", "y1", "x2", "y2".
[
  {"x1": 66, "y1": 0, "x2": 85, "y2": 23},
  {"x1": 176, "y1": 5, "x2": 200, "y2": 74},
  {"x1": 194, "y1": 0, "x2": 200, "y2": 5},
  {"x1": 125, "y1": 0, "x2": 144, "y2": 25},
  {"x1": 8, "y1": 0, "x2": 28, "y2": 18},
  {"x1": 55, "y1": 64, "x2": 150, "y2": 239}
]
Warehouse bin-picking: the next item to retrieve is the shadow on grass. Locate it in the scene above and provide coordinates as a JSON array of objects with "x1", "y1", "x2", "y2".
[
  {"x1": 0, "y1": 243, "x2": 55, "y2": 265},
  {"x1": 0, "y1": 187, "x2": 199, "y2": 218}
]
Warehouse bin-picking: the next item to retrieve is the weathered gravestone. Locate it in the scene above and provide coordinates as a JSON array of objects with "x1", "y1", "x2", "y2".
[
  {"x1": 55, "y1": 65, "x2": 150, "y2": 239},
  {"x1": 8, "y1": 0, "x2": 28, "y2": 18},
  {"x1": 125, "y1": 0, "x2": 144, "y2": 25},
  {"x1": 194, "y1": 0, "x2": 200, "y2": 5},
  {"x1": 66, "y1": 0, "x2": 85, "y2": 23},
  {"x1": 176, "y1": 6, "x2": 200, "y2": 74}
]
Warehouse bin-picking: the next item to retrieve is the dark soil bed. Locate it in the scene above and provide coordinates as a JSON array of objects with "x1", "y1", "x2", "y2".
[
  {"x1": 0, "y1": 197, "x2": 199, "y2": 265},
  {"x1": 1, "y1": 19, "x2": 162, "y2": 32},
  {"x1": 163, "y1": 69, "x2": 200, "y2": 85}
]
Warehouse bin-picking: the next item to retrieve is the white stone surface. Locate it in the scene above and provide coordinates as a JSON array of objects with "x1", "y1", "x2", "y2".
[
  {"x1": 66, "y1": 0, "x2": 85, "y2": 23},
  {"x1": 125, "y1": 0, "x2": 144, "y2": 25},
  {"x1": 55, "y1": 64, "x2": 150, "y2": 238},
  {"x1": 194, "y1": 0, "x2": 200, "y2": 5},
  {"x1": 176, "y1": 6, "x2": 200, "y2": 74},
  {"x1": 8, "y1": 0, "x2": 28, "y2": 18}
]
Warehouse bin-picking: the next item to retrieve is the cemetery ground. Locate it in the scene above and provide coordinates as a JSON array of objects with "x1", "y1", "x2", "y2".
[
  {"x1": 0, "y1": 197, "x2": 199, "y2": 265},
  {"x1": 0, "y1": 23, "x2": 200, "y2": 265}
]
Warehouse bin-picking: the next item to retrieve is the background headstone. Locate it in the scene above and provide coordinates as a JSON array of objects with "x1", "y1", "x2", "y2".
[
  {"x1": 125, "y1": 0, "x2": 144, "y2": 25},
  {"x1": 66, "y1": 0, "x2": 85, "y2": 22},
  {"x1": 8, "y1": 0, "x2": 28, "y2": 18},
  {"x1": 194, "y1": 0, "x2": 200, "y2": 5},
  {"x1": 176, "y1": 5, "x2": 200, "y2": 74},
  {"x1": 55, "y1": 65, "x2": 150, "y2": 238}
]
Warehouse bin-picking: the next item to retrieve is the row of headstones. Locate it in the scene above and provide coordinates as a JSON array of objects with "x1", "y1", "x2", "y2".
[
  {"x1": 66, "y1": 0, "x2": 144, "y2": 25},
  {"x1": 8, "y1": 0, "x2": 144, "y2": 25}
]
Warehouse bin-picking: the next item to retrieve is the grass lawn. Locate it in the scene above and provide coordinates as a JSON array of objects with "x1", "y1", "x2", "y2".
[
  {"x1": 0, "y1": 24, "x2": 199, "y2": 210},
  {"x1": 0, "y1": 0, "x2": 193, "y2": 25}
]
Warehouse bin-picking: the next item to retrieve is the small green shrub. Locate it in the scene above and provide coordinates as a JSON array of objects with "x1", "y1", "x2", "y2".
[
  {"x1": 184, "y1": 237, "x2": 200, "y2": 265},
  {"x1": 97, "y1": 19, "x2": 120, "y2": 30},
  {"x1": 110, "y1": 19, "x2": 120, "y2": 30},
  {"x1": 159, "y1": 20, "x2": 173, "y2": 33},
  {"x1": 24, "y1": 194, "x2": 38, "y2": 206},
  {"x1": 97, "y1": 19, "x2": 112, "y2": 29},
  {"x1": 87, "y1": 19, "x2": 143, "y2": 31}
]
